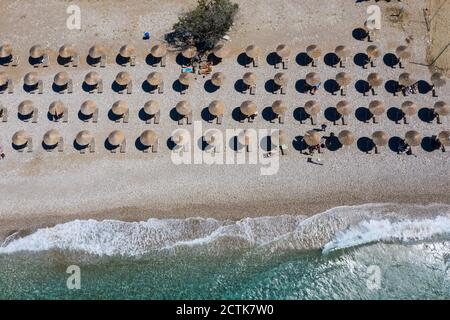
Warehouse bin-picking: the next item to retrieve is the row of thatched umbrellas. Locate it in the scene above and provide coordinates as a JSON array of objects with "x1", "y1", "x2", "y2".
[
  {"x1": 8, "y1": 99, "x2": 449, "y2": 125},
  {"x1": 11, "y1": 129, "x2": 450, "y2": 153}
]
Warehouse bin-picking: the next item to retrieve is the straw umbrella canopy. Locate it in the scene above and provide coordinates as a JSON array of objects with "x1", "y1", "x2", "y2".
[
  {"x1": 30, "y1": 44, "x2": 45, "y2": 59},
  {"x1": 306, "y1": 45, "x2": 322, "y2": 59},
  {"x1": 401, "y1": 101, "x2": 418, "y2": 116},
  {"x1": 243, "y1": 72, "x2": 257, "y2": 86},
  {"x1": 49, "y1": 101, "x2": 65, "y2": 116},
  {"x1": 396, "y1": 45, "x2": 412, "y2": 60},
  {"x1": 338, "y1": 130, "x2": 355, "y2": 146},
  {"x1": 271, "y1": 130, "x2": 287, "y2": 147},
  {"x1": 372, "y1": 131, "x2": 389, "y2": 146},
  {"x1": 179, "y1": 72, "x2": 194, "y2": 86},
  {"x1": 398, "y1": 73, "x2": 416, "y2": 87},
  {"x1": 204, "y1": 129, "x2": 222, "y2": 146},
  {"x1": 84, "y1": 71, "x2": 101, "y2": 86},
  {"x1": 276, "y1": 44, "x2": 291, "y2": 58},
  {"x1": 212, "y1": 43, "x2": 229, "y2": 58},
  {"x1": 336, "y1": 72, "x2": 352, "y2": 87},
  {"x1": 240, "y1": 100, "x2": 257, "y2": 117},
  {"x1": 335, "y1": 45, "x2": 351, "y2": 60},
  {"x1": 238, "y1": 130, "x2": 253, "y2": 146},
  {"x1": 272, "y1": 100, "x2": 288, "y2": 115},
  {"x1": 18, "y1": 100, "x2": 34, "y2": 116},
  {"x1": 119, "y1": 44, "x2": 136, "y2": 58},
  {"x1": 88, "y1": 44, "x2": 105, "y2": 59},
  {"x1": 147, "y1": 72, "x2": 163, "y2": 86},
  {"x1": 176, "y1": 100, "x2": 192, "y2": 116},
  {"x1": 12, "y1": 130, "x2": 29, "y2": 146},
  {"x1": 438, "y1": 131, "x2": 450, "y2": 146},
  {"x1": 54, "y1": 71, "x2": 70, "y2": 86},
  {"x1": 274, "y1": 72, "x2": 288, "y2": 87},
  {"x1": 246, "y1": 44, "x2": 261, "y2": 59},
  {"x1": 208, "y1": 100, "x2": 225, "y2": 116},
  {"x1": 24, "y1": 72, "x2": 39, "y2": 86},
  {"x1": 75, "y1": 130, "x2": 93, "y2": 146},
  {"x1": 304, "y1": 100, "x2": 321, "y2": 116},
  {"x1": 367, "y1": 73, "x2": 384, "y2": 87},
  {"x1": 43, "y1": 129, "x2": 61, "y2": 146},
  {"x1": 434, "y1": 101, "x2": 450, "y2": 116},
  {"x1": 80, "y1": 100, "x2": 97, "y2": 116},
  {"x1": 303, "y1": 130, "x2": 321, "y2": 147},
  {"x1": 431, "y1": 72, "x2": 447, "y2": 88},
  {"x1": 144, "y1": 100, "x2": 160, "y2": 116},
  {"x1": 59, "y1": 44, "x2": 75, "y2": 58},
  {"x1": 0, "y1": 43, "x2": 12, "y2": 58},
  {"x1": 108, "y1": 130, "x2": 125, "y2": 146},
  {"x1": 182, "y1": 46, "x2": 197, "y2": 59},
  {"x1": 111, "y1": 100, "x2": 129, "y2": 116},
  {"x1": 404, "y1": 131, "x2": 421, "y2": 147},
  {"x1": 150, "y1": 43, "x2": 167, "y2": 58},
  {"x1": 306, "y1": 72, "x2": 321, "y2": 87},
  {"x1": 368, "y1": 100, "x2": 385, "y2": 116},
  {"x1": 172, "y1": 129, "x2": 189, "y2": 146},
  {"x1": 366, "y1": 45, "x2": 381, "y2": 58},
  {"x1": 115, "y1": 72, "x2": 131, "y2": 86},
  {"x1": 0, "y1": 72, "x2": 8, "y2": 86},
  {"x1": 211, "y1": 72, "x2": 226, "y2": 87},
  {"x1": 140, "y1": 130, "x2": 158, "y2": 147},
  {"x1": 336, "y1": 100, "x2": 352, "y2": 116}
]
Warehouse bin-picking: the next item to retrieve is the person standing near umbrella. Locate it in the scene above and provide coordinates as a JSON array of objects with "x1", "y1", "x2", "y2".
[{"x1": 0, "y1": 144, "x2": 5, "y2": 159}]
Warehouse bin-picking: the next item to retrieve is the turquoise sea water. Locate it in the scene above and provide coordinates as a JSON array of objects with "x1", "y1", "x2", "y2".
[{"x1": 0, "y1": 203, "x2": 449, "y2": 299}]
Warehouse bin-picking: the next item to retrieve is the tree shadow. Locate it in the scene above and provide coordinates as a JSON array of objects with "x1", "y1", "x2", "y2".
[
  {"x1": 357, "y1": 137, "x2": 375, "y2": 153},
  {"x1": 266, "y1": 52, "x2": 280, "y2": 67},
  {"x1": 388, "y1": 136, "x2": 405, "y2": 153},
  {"x1": 352, "y1": 28, "x2": 368, "y2": 41},
  {"x1": 354, "y1": 53, "x2": 369, "y2": 67},
  {"x1": 324, "y1": 52, "x2": 339, "y2": 67},
  {"x1": 237, "y1": 52, "x2": 251, "y2": 67},
  {"x1": 324, "y1": 79, "x2": 339, "y2": 95},
  {"x1": 417, "y1": 80, "x2": 432, "y2": 94},
  {"x1": 383, "y1": 53, "x2": 398, "y2": 68},
  {"x1": 295, "y1": 79, "x2": 310, "y2": 94},
  {"x1": 418, "y1": 107, "x2": 435, "y2": 123},
  {"x1": 355, "y1": 80, "x2": 370, "y2": 94},
  {"x1": 204, "y1": 79, "x2": 219, "y2": 93},
  {"x1": 324, "y1": 107, "x2": 341, "y2": 123},
  {"x1": 385, "y1": 80, "x2": 400, "y2": 95},
  {"x1": 387, "y1": 107, "x2": 404, "y2": 123},
  {"x1": 355, "y1": 107, "x2": 372, "y2": 123},
  {"x1": 262, "y1": 106, "x2": 277, "y2": 122},
  {"x1": 293, "y1": 107, "x2": 310, "y2": 123},
  {"x1": 296, "y1": 52, "x2": 312, "y2": 66}
]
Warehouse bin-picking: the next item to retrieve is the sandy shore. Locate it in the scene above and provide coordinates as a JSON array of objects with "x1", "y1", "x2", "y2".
[{"x1": 0, "y1": 0, "x2": 449, "y2": 240}]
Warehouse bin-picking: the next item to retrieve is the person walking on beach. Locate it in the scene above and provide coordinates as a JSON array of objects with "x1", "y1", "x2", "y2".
[{"x1": 0, "y1": 145, "x2": 5, "y2": 160}]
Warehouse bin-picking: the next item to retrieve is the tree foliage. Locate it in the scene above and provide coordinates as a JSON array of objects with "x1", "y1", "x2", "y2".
[{"x1": 166, "y1": 0, "x2": 238, "y2": 52}]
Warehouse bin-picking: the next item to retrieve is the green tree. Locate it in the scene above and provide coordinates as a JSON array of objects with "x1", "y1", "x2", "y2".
[{"x1": 166, "y1": 0, "x2": 238, "y2": 52}]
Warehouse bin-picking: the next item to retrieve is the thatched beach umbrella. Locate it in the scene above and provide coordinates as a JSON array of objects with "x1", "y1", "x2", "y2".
[
  {"x1": 208, "y1": 100, "x2": 225, "y2": 116},
  {"x1": 304, "y1": 100, "x2": 321, "y2": 116},
  {"x1": 366, "y1": 45, "x2": 381, "y2": 58},
  {"x1": 204, "y1": 129, "x2": 222, "y2": 146},
  {"x1": 434, "y1": 101, "x2": 450, "y2": 116},
  {"x1": 369, "y1": 100, "x2": 385, "y2": 116},
  {"x1": 338, "y1": 130, "x2": 355, "y2": 146},
  {"x1": 182, "y1": 46, "x2": 197, "y2": 59},
  {"x1": 119, "y1": 44, "x2": 136, "y2": 58},
  {"x1": 240, "y1": 100, "x2": 257, "y2": 117},
  {"x1": 111, "y1": 100, "x2": 129, "y2": 116},
  {"x1": 140, "y1": 130, "x2": 158, "y2": 147},
  {"x1": 76, "y1": 130, "x2": 93, "y2": 146},
  {"x1": 271, "y1": 129, "x2": 287, "y2": 147},
  {"x1": 372, "y1": 131, "x2": 389, "y2": 147},
  {"x1": 404, "y1": 130, "x2": 421, "y2": 147},
  {"x1": 147, "y1": 72, "x2": 163, "y2": 86},
  {"x1": 176, "y1": 100, "x2": 192, "y2": 116},
  {"x1": 306, "y1": 72, "x2": 321, "y2": 87},
  {"x1": 84, "y1": 71, "x2": 101, "y2": 86},
  {"x1": 274, "y1": 72, "x2": 288, "y2": 87},
  {"x1": 18, "y1": 100, "x2": 34, "y2": 116},
  {"x1": 43, "y1": 129, "x2": 61, "y2": 146},
  {"x1": 212, "y1": 43, "x2": 229, "y2": 58},
  {"x1": 59, "y1": 44, "x2": 75, "y2": 58},
  {"x1": 0, "y1": 43, "x2": 12, "y2": 58},
  {"x1": 303, "y1": 130, "x2": 321, "y2": 147},
  {"x1": 431, "y1": 72, "x2": 446, "y2": 88},
  {"x1": 108, "y1": 130, "x2": 125, "y2": 146},
  {"x1": 306, "y1": 45, "x2": 322, "y2": 59},
  {"x1": 238, "y1": 130, "x2": 253, "y2": 146},
  {"x1": 49, "y1": 101, "x2": 65, "y2": 116},
  {"x1": 144, "y1": 100, "x2": 160, "y2": 116},
  {"x1": 368, "y1": 73, "x2": 383, "y2": 87},
  {"x1": 115, "y1": 72, "x2": 131, "y2": 86},
  {"x1": 396, "y1": 45, "x2": 412, "y2": 61},
  {"x1": 336, "y1": 72, "x2": 352, "y2": 87},
  {"x1": 246, "y1": 45, "x2": 262, "y2": 59},
  {"x1": 401, "y1": 101, "x2": 418, "y2": 116},
  {"x1": 398, "y1": 72, "x2": 416, "y2": 87},
  {"x1": 243, "y1": 72, "x2": 257, "y2": 86},
  {"x1": 54, "y1": 71, "x2": 70, "y2": 86},
  {"x1": 30, "y1": 44, "x2": 45, "y2": 59},
  {"x1": 276, "y1": 44, "x2": 291, "y2": 58},
  {"x1": 335, "y1": 45, "x2": 351, "y2": 60},
  {"x1": 80, "y1": 100, "x2": 97, "y2": 116},
  {"x1": 211, "y1": 72, "x2": 226, "y2": 87},
  {"x1": 0, "y1": 72, "x2": 8, "y2": 86},
  {"x1": 179, "y1": 72, "x2": 194, "y2": 86},
  {"x1": 89, "y1": 44, "x2": 105, "y2": 59},
  {"x1": 24, "y1": 72, "x2": 39, "y2": 86},
  {"x1": 12, "y1": 130, "x2": 29, "y2": 146},
  {"x1": 438, "y1": 131, "x2": 450, "y2": 146},
  {"x1": 172, "y1": 129, "x2": 189, "y2": 146},
  {"x1": 272, "y1": 100, "x2": 288, "y2": 115},
  {"x1": 336, "y1": 100, "x2": 352, "y2": 116},
  {"x1": 150, "y1": 43, "x2": 167, "y2": 58}
]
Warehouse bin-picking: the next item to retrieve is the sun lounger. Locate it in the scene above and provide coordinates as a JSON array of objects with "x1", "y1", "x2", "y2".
[
  {"x1": 97, "y1": 79, "x2": 103, "y2": 94},
  {"x1": 120, "y1": 140, "x2": 126, "y2": 153},
  {"x1": 250, "y1": 84, "x2": 256, "y2": 95},
  {"x1": 11, "y1": 55, "x2": 19, "y2": 67},
  {"x1": 32, "y1": 108, "x2": 38, "y2": 123},
  {"x1": 38, "y1": 80, "x2": 43, "y2": 94},
  {"x1": 274, "y1": 61, "x2": 280, "y2": 69},
  {"x1": 92, "y1": 109, "x2": 98, "y2": 123},
  {"x1": 280, "y1": 144, "x2": 288, "y2": 155},
  {"x1": 127, "y1": 81, "x2": 133, "y2": 94},
  {"x1": 280, "y1": 85, "x2": 286, "y2": 95},
  {"x1": 43, "y1": 54, "x2": 49, "y2": 67},
  {"x1": 147, "y1": 111, "x2": 160, "y2": 124},
  {"x1": 186, "y1": 112, "x2": 192, "y2": 125},
  {"x1": 130, "y1": 56, "x2": 136, "y2": 67},
  {"x1": 7, "y1": 79, "x2": 13, "y2": 94},
  {"x1": 58, "y1": 137, "x2": 64, "y2": 152},
  {"x1": 161, "y1": 55, "x2": 166, "y2": 67},
  {"x1": 217, "y1": 114, "x2": 223, "y2": 125},
  {"x1": 310, "y1": 114, "x2": 317, "y2": 125},
  {"x1": 253, "y1": 56, "x2": 259, "y2": 67},
  {"x1": 123, "y1": 110, "x2": 129, "y2": 123},
  {"x1": 63, "y1": 108, "x2": 69, "y2": 123},
  {"x1": 152, "y1": 140, "x2": 159, "y2": 153},
  {"x1": 1, "y1": 107, "x2": 7, "y2": 122},
  {"x1": 279, "y1": 113, "x2": 285, "y2": 124},
  {"x1": 282, "y1": 58, "x2": 289, "y2": 70},
  {"x1": 158, "y1": 82, "x2": 164, "y2": 94},
  {"x1": 27, "y1": 137, "x2": 33, "y2": 152},
  {"x1": 67, "y1": 80, "x2": 73, "y2": 94},
  {"x1": 72, "y1": 55, "x2": 79, "y2": 67},
  {"x1": 100, "y1": 54, "x2": 106, "y2": 68},
  {"x1": 89, "y1": 138, "x2": 96, "y2": 153}
]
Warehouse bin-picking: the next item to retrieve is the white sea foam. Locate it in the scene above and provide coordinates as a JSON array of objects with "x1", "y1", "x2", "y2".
[{"x1": 1, "y1": 203, "x2": 450, "y2": 257}]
